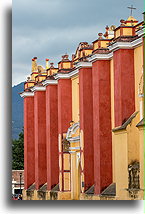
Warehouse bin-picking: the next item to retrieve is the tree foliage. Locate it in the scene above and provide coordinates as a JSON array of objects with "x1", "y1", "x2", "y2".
[{"x1": 12, "y1": 130, "x2": 24, "y2": 170}]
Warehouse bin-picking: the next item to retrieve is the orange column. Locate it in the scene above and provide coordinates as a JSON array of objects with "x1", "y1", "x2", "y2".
[
  {"x1": 22, "y1": 92, "x2": 35, "y2": 189},
  {"x1": 45, "y1": 81, "x2": 59, "y2": 190},
  {"x1": 33, "y1": 87, "x2": 47, "y2": 190},
  {"x1": 79, "y1": 65, "x2": 94, "y2": 191},
  {"x1": 92, "y1": 60, "x2": 112, "y2": 194}
]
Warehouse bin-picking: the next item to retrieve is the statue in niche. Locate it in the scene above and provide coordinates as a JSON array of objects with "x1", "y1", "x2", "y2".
[
  {"x1": 62, "y1": 137, "x2": 70, "y2": 152},
  {"x1": 128, "y1": 161, "x2": 140, "y2": 199}
]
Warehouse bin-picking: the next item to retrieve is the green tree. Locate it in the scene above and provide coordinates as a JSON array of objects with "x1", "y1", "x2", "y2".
[{"x1": 12, "y1": 130, "x2": 24, "y2": 169}]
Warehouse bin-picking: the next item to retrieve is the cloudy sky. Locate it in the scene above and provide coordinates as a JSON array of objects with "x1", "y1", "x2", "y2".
[{"x1": 12, "y1": 0, "x2": 144, "y2": 86}]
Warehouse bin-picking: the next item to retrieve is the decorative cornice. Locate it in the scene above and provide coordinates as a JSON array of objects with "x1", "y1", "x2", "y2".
[
  {"x1": 69, "y1": 69, "x2": 79, "y2": 78},
  {"x1": 109, "y1": 42, "x2": 132, "y2": 52},
  {"x1": 89, "y1": 52, "x2": 113, "y2": 62},
  {"x1": 109, "y1": 37, "x2": 143, "y2": 52},
  {"x1": 54, "y1": 69, "x2": 79, "y2": 80},
  {"x1": 112, "y1": 111, "x2": 138, "y2": 132},
  {"x1": 54, "y1": 73, "x2": 70, "y2": 80},
  {"x1": 75, "y1": 61, "x2": 92, "y2": 69},
  {"x1": 20, "y1": 91, "x2": 34, "y2": 98},
  {"x1": 131, "y1": 37, "x2": 143, "y2": 48},
  {"x1": 31, "y1": 85, "x2": 46, "y2": 92},
  {"x1": 42, "y1": 79, "x2": 58, "y2": 86},
  {"x1": 89, "y1": 35, "x2": 143, "y2": 62},
  {"x1": 136, "y1": 28, "x2": 144, "y2": 37}
]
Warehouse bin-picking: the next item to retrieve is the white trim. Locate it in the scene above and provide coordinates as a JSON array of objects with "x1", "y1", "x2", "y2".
[
  {"x1": 138, "y1": 94, "x2": 144, "y2": 98},
  {"x1": 75, "y1": 61, "x2": 92, "y2": 69},
  {"x1": 69, "y1": 69, "x2": 79, "y2": 78},
  {"x1": 131, "y1": 37, "x2": 143, "y2": 48},
  {"x1": 89, "y1": 37, "x2": 143, "y2": 62},
  {"x1": 31, "y1": 85, "x2": 46, "y2": 92},
  {"x1": 69, "y1": 151, "x2": 76, "y2": 154},
  {"x1": 42, "y1": 79, "x2": 58, "y2": 86},
  {"x1": 20, "y1": 91, "x2": 34, "y2": 98},
  {"x1": 54, "y1": 63, "x2": 92, "y2": 80},
  {"x1": 69, "y1": 147, "x2": 80, "y2": 150},
  {"x1": 54, "y1": 69, "x2": 79, "y2": 80},
  {"x1": 137, "y1": 28, "x2": 144, "y2": 37},
  {"x1": 109, "y1": 37, "x2": 143, "y2": 52},
  {"x1": 89, "y1": 52, "x2": 113, "y2": 62},
  {"x1": 109, "y1": 42, "x2": 132, "y2": 52},
  {"x1": 54, "y1": 73, "x2": 70, "y2": 80},
  {"x1": 68, "y1": 137, "x2": 80, "y2": 143}
]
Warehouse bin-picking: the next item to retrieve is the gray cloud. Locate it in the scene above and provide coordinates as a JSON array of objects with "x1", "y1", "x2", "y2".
[{"x1": 12, "y1": 0, "x2": 144, "y2": 86}]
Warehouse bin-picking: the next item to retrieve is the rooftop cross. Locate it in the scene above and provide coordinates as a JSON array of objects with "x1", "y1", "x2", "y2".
[{"x1": 127, "y1": 5, "x2": 136, "y2": 16}]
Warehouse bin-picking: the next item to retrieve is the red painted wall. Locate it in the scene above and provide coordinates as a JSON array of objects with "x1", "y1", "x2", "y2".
[
  {"x1": 34, "y1": 91, "x2": 47, "y2": 189},
  {"x1": 24, "y1": 97, "x2": 35, "y2": 189},
  {"x1": 92, "y1": 60, "x2": 112, "y2": 194},
  {"x1": 58, "y1": 79, "x2": 72, "y2": 134},
  {"x1": 114, "y1": 49, "x2": 135, "y2": 127},
  {"x1": 46, "y1": 85, "x2": 59, "y2": 190},
  {"x1": 79, "y1": 67, "x2": 94, "y2": 191}
]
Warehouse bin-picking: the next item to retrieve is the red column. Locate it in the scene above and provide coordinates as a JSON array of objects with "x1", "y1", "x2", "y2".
[
  {"x1": 58, "y1": 79, "x2": 72, "y2": 191},
  {"x1": 79, "y1": 67, "x2": 94, "y2": 191},
  {"x1": 46, "y1": 84, "x2": 59, "y2": 190},
  {"x1": 92, "y1": 60, "x2": 112, "y2": 194},
  {"x1": 58, "y1": 79, "x2": 72, "y2": 134},
  {"x1": 34, "y1": 90, "x2": 47, "y2": 190},
  {"x1": 114, "y1": 49, "x2": 135, "y2": 127},
  {"x1": 24, "y1": 96, "x2": 35, "y2": 189}
]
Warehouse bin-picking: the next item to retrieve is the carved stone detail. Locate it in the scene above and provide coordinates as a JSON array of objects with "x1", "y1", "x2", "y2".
[
  {"x1": 128, "y1": 161, "x2": 140, "y2": 199},
  {"x1": 62, "y1": 138, "x2": 70, "y2": 152}
]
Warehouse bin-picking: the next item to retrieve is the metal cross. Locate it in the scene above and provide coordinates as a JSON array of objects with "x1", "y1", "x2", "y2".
[{"x1": 127, "y1": 5, "x2": 136, "y2": 16}]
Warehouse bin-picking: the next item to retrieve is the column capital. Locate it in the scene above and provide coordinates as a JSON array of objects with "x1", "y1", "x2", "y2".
[
  {"x1": 31, "y1": 85, "x2": 46, "y2": 92},
  {"x1": 42, "y1": 79, "x2": 58, "y2": 87},
  {"x1": 89, "y1": 52, "x2": 113, "y2": 62},
  {"x1": 20, "y1": 91, "x2": 34, "y2": 98},
  {"x1": 75, "y1": 61, "x2": 92, "y2": 69}
]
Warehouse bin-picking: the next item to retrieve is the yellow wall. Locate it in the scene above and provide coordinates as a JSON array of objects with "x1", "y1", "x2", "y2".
[
  {"x1": 80, "y1": 49, "x2": 92, "y2": 57},
  {"x1": 64, "y1": 173, "x2": 71, "y2": 191},
  {"x1": 93, "y1": 41, "x2": 98, "y2": 50},
  {"x1": 63, "y1": 62, "x2": 71, "y2": 69},
  {"x1": 63, "y1": 154, "x2": 70, "y2": 170},
  {"x1": 114, "y1": 130, "x2": 129, "y2": 199},
  {"x1": 134, "y1": 45, "x2": 143, "y2": 112},
  {"x1": 115, "y1": 29, "x2": 120, "y2": 38},
  {"x1": 138, "y1": 126, "x2": 144, "y2": 199},
  {"x1": 113, "y1": 113, "x2": 141, "y2": 200},
  {"x1": 100, "y1": 41, "x2": 108, "y2": 48},
  {"x1": 24, "y1": 82, "x2": 35, "y2": 89},
  {"x1": 38, "y1": 76, "x2": 47, "y2": 82},
  {"x1": 85, "y1": 49, "x2": 92, "y2": 56},
  {"x1": 71, "y1": 76, "x2": 79, "y2": 122},
  {"x1": 31, "y1": 73, "x2": 38, "y2": 80},
  {"x1": 93, "y1": 41, "x2": 108, "y2": 49},
  {"x1": 51, "y1": 68, "x2": 58, "y2": 75},
  {"x1": 123, "y1": 28, "x2": 133, "y2": 36},
  {"x1": 127, "y1": 113, "x2": 140, "y2": 164}
]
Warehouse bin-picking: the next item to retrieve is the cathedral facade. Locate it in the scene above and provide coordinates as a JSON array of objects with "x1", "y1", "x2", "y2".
[{"x1": 20, "y1": 15, "x2": 145, "y2": 200}]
